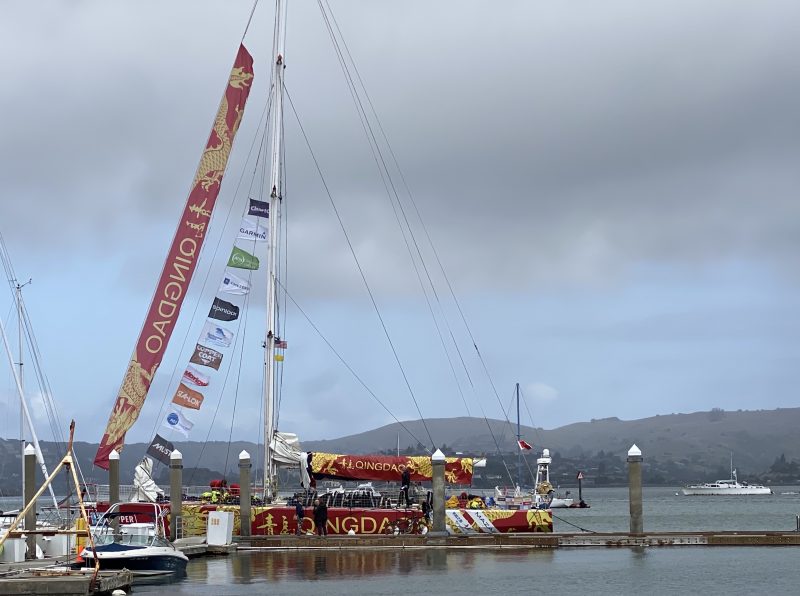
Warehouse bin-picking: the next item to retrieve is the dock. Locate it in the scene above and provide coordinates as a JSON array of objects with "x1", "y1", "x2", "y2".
[
  {"x1": 238, "y1": 530, "x2": 800, "y2": 550},
  {"x1": 0, "y1": 566, "x2": 132, "y2": 596}
]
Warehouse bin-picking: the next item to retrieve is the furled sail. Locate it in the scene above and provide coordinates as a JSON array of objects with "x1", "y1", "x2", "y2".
[
  {"x1": 94, "y1": 44, "x2": 255, "y2": 469},
  {"x1": 307, "y1": 452, "x2": 474, "y2": 485},
  {"x1": 132, "y1": 457, "x2": 164, "y2": 502}
]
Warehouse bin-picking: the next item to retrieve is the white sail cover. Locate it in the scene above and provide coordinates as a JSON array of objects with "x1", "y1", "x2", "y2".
[
  {"x1": 270, "y1": 432, "x2": 311, "y2": 487},
  {"x1": 132, "y1": 457, "x2": 165, "y2": 502}
]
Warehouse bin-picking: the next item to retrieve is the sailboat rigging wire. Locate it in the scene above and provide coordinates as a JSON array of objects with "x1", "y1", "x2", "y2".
[
  {"x1": 145, "y1": 91, "x2": 274, "y2": 459},
  {"x1": 319, "y1": 4, "x2": 519, "y2": 448},
  {"x1": 284, "y1": 87, "x2": 434, "y2": 451},
  {"x1": 321, "y1": 0, "x2": 478, "y2": 395},
  {"x1": 240, "y1": 0, "x2": 260, "y2": 43},
  {"x1": 276, "y1": 278, "x2": 429, "y2": 451},
  {"x1": 313, "y1": 2, "x2": 468, "y2": 419}
]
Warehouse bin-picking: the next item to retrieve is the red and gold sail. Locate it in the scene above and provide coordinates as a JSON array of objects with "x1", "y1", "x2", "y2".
[
  {"x1": 94, "y1": 45, "x2": 254, "y2": 469},
  {"x1": 309, "y1": 452, "x2": 474, "y2": 485}
]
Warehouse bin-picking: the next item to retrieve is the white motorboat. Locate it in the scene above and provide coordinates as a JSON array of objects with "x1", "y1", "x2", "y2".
[
  {"x1": 682, "y1": 460, "x2": 772, "y2": 496},
  {"x1": 79, "y1": 502, "x2": 188, "y2": 575}
]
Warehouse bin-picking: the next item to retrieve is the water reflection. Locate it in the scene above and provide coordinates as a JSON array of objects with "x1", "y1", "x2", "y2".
[{"x1": 188, "y1": 548, "x2": 554, "y2": 585}]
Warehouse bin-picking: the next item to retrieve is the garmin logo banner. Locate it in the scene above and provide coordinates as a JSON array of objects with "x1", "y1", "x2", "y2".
[{"x1": 209, "y1": 297, "x2": 239, "y2": 321}]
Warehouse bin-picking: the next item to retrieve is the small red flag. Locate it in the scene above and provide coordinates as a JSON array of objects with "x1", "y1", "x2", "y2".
[{"x1": 518, "y1": 439, "x2": 533, "y2": 450}]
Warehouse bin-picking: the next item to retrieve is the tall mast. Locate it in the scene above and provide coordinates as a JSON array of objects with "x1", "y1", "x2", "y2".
[
  {"x1": 17, "y1": 282, "x2": 24, "y2": 502},
  {"x1": 264, "y1": 0, "x2": 286, "y2": 502},
  {"x1": 516, "y1": 382, "x2": 521, "y2": 487},
  {"x1": 0, "y1": 307, "x2": 59, "y2": 508}
]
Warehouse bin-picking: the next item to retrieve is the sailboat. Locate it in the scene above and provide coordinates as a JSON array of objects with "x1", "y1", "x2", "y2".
[
  {"x1": 90, "y1": 2, "x2": 553, "y2": 536},
  {"x1": 494, "y1": 383, "x2": 574, "y2": 509}
]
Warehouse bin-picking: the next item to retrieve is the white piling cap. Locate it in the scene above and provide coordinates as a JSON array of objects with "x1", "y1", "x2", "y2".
[
  {"x1": 431, "y1": 448, "x2": 446, "y2": 462},
  {"x1": 170, "y1": 448, "x2": 183, "y2": 460},
  {"x1": 109, "y1": 450, "x2": 120, "y2": 461},
  {"x1": 239, "y1": 450, "x2": 251, "y2": 460},
  {"x1": 628, "y1": 444, "x2": 642, "y2": 457},
  {"x1": 24, "y1": 443, "x2": 35, "y2": 456}
]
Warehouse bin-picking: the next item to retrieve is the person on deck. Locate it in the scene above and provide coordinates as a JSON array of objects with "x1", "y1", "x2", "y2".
[
  {"x1": 313, "y1": 498, "x2": 328, "y2": 537},
  {"x1": 295, "y1": 496, "x2": 305, "y2": 535},
  {"x1": 399, "y1": 467, "x2": 411, "y2": 508}
]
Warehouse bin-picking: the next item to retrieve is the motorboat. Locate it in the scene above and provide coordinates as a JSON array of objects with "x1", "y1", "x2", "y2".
[
  {"x1": 79, "y1": 502, "x2": 187, "y2": 574},
  {"x1": 681, "y1": 471, "x2": 772, "y2": 496},
  {"x1": 682, "y1": 461, "x2": 772, "y2": 496}
]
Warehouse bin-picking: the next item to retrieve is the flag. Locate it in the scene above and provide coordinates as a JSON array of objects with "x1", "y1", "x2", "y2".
[
  {"x1": 146, "y1": 434, "x2": 175, "y2": 465},
  {"x1": 275, "y1": 338, "x2": 288, "y2": 349},
  {"x1": 209, "y1": 298, "x2": 239, "y2": 322},
  {"x1": 274, "y1": 354, "x2": 284, "y2": 362},
  {"x1": 248, "y1": 198, "x2": 269, "y2": 218},
  {"x1": 518, "y1": 439, "x2": 533, "y2": 450},
  {"x1": 228, "y1": 246, "x2": 259, "y2": 270},
  {"x1": 172, "y1": 383, "x2": 204, "y2": 410},
  {"x1": 92, "y1": 44, "x2": 254, "y2": 470},
  {"x1": 183, "y1": 365, "x2": 210, "y2": 387},
  {"x1": 190, "y1": 343, "x2": 223, "y2": 370},
  {"x1": 238, "y1": 218, "x2": 268, "y2": 242},
  {"x1": 218, "y1": 271, "x2": 250, "y2": 296},
  {"x1": 201, "y1": 321, "x2": 234, "y2": 348},
  {"x1": 163, "y1": 409, "x2": 194, "y2": 437}
]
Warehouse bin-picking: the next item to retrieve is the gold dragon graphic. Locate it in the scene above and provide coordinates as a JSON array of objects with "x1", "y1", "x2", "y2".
[{"x1": 192, "y1": 65, "x2": 253, "y2": 193}]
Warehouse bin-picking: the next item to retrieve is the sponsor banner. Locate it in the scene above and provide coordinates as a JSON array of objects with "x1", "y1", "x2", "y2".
[
  {"x1": 201, "y1": 321, "x2": 234, "y2": 348},
  {"x1": 248, "y1": 198, "x2": 269, "y2": 218},
  {"x1": 183, "y1": 364, "x2": 210, "y2": 387},
  {"x1": 146, "y1": 434, "x2": 175, "y2": 465},
  {"x1": 309, "y1": 453, "x2": 473, "y2": 485},
  {"x1": 218, "y1": 271, "x2": 250, "y2": 295},
  {"x1": 228, "y1": 246, "x2": 259, "y2": 270},
  {"x1": 238, "y1": 217, "x2": 268, "y2": 242},
  {"x1": 94, "y1": 44, "x2": 254, "y2": 469},
  {"x1": 209, "y1": 297, "x2": 239, "y2": 322},
  {"x1": 172, "y1": 383, "x2": 205, "y2": 410},
  {"x1": 163, "y1": 409, "x2": 194, "y2": 437},
  {"x1": 190, "y1": 343, "x2": 223, "y2": 370}
]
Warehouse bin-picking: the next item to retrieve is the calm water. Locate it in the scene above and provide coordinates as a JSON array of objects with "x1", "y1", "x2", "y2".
[
  {"x1": 134, "y1": 548, "x2": 798, "y2": 595},
  {"x1": 6, "y1": 488, "x2": 800, "y2": 594},
  {"x1": 132, "y1": 486, "x2": 800, "y2": 595}
]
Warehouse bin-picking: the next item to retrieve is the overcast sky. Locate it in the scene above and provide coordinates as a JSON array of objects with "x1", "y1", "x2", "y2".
[{"x1": 1, "y1": 0, "x2": 799, "y2": 456}]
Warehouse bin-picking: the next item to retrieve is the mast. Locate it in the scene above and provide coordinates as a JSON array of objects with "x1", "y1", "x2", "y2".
[
  {"x1": 17, "y1": 282, "x2": 25, "y2": 502},
  {"x1": 0, "y1": 310, "x2": 59, "y2": 508},
  {"x1": 516, "y1": 382, "x2": 521, "y2": 487},
  {"x1": 264, "y1": 0, "x2": 286, "y2": 502}
]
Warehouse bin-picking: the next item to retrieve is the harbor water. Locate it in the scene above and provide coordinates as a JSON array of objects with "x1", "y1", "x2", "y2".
[
  {"x1": 6, "y1": 487, "x2": 800, "y2": 594},
  {"x1": 144, "y1": 486, "x2": 800, "y2": 595}
]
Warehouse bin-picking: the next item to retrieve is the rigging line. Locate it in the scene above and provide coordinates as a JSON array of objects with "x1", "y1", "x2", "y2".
[
  {"x1": 276, "y1": 278, "x2": 429, "y2": 451},
  {"x1": 314, "y1": 5, "x2": 466, "y2": 440},
  {"x1": 223, "y1": 283, "x2": 252, "y2": 482},
  {"x1": 518, "y1": 385, "x2": 544, "y2": 447},
  {"x1": 240, "y1": 0, "x2": 260, "y2": 43},
  {"x1": 284, "y1": 87, "x2": 434, "y2": 451},
  {"x1": 146, "y1": 93, "x2": 273, "y2": 445},
  {"x1": 470, "y1": 393, "x2": 515, "y2": 486},
  {"x1": 187, "y1": 287, "x2": 251, "y2": 485},
  {"x1": 322, "y1": 0, "x2": 477, "y2": 393},
  {"x1": 550, "y1": 511, "x2": 596, "y2": 534}
]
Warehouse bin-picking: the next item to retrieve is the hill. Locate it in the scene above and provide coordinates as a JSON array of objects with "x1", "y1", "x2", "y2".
[{"x1": 1, "y1": 407, "x2": 799, "y2": 494}]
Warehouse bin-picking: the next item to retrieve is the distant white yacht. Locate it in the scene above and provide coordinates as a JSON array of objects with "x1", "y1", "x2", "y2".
[{"x1": 682, "y1": 467, "x2": 772, "y2": 496}]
